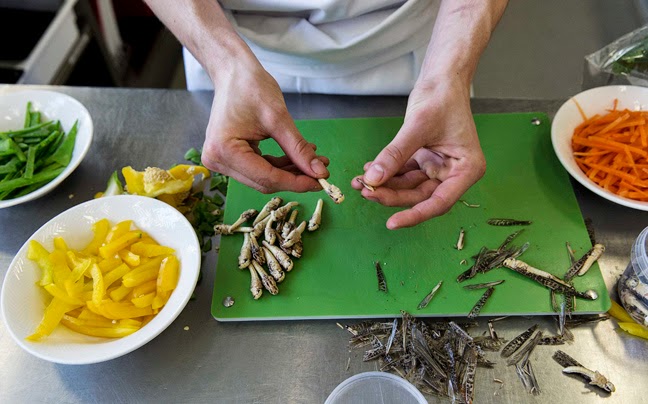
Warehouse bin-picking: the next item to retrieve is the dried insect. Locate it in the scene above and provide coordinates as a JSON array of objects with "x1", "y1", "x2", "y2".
[
  {"x1": 456, "y1": 228, "x2": 465, "y2": 250},
  {"x1": 307, "y1": 198, "x2": 323, "y2": 231},
  {"x1": 506, "y1": 329, "x2": 543, "y2": 366},
  {"x1": 385, "y1": 318, "x2": 398, "y2": 355},
  {"x1": 417, "y1": 280, "x2": 443, "y2": 309},
  {"x1": 463, "y1": 280, "x2": 505, "y2": 290},
  {"x1": 213, "y1": 209, "x2": 258, "y2": 235},
  {"x1": 249, "y1": 234, "x2": 265, "y2": 265},
  {"x1": 251, "y1": 260, "x2": 278, "y2": 295},
  {"x1": 254, "y1": 196, "x2": 282, "y2": 225},
  {"x1": 355, "y1": 177, "x2": 376, "y2": 192},
  {"x1": 553, "y1": 350, "x2": 615, "y2": 393},
  {"x1": 282, "y1": 209, "x2": 298, "y2": 238},
  {"x1": 248, "y1": 265, "x2": 262, "y2": 299},
  {"x1": 262, "y1": 241, "x2": 293, "y2": 272},
  {"x1": 562, "y1": 367, "x2": 615, "y2": 393},
  {"x1": 238, "y1": 232, "x2": 252, "y2": 269},
  {"x1": 264, "y1": 210, "x2": 277, "y2": 245},
  {"x1": 274, "y1": 201, "x2": 299, "y2": 221},
  {"x1": 318, "y1": 178, "x2": 345, "y2": 203},
  {"x1": 503, "y1": 258, "x2": 598, "y2": 300},
  {"x1": 282, "y1": 221, "x2": 306, "y2": 248},
  {"x1": 515, "y1": 351, "x2": 541, "y2": 395},
  {"x1": 375, "y1": 262, "x2": 388, "y2": 292},
  {"x1": 487, "y1": 218, "x2": 532, "y2": 226},
  {"x1": 563, "y1": 244, "x2": 604, "y2": 281},
  {"x1": 501, "y1": 324, "x2": 538, "y2": 358},
  {"x1": 262, "y1": 246, "x2": 285, "y2": 282},
  {"x1": 467, "y1": 287, "x2": 495, "y2": 319}
]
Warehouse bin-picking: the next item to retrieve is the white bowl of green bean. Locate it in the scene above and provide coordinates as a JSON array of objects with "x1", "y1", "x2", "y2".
[{"x1": 0, "y1": 89, "x2": 93, "y2": 208}]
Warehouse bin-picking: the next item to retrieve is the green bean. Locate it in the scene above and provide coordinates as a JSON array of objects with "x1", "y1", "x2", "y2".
[
  {"x1": 1, "y1": 121, "x2": 55, "y2": 138},
  {"x1": 0, "y1": 167, "x2": 64, "y2": 196},
  {"x1": 44, "y1": 121, "x2": 77, "y2": 167},
  {"x1": 25, "y1": 146, "x2": 36, "y2": 179}
]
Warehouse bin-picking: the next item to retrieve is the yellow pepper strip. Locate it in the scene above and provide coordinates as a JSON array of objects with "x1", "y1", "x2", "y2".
[
  {"x1": 123, "y1": 255, "x2": 164, "y2": 277},
  {"x1": 99, "y1": 231, "x2": 143, "y2": 259},
  {"x1": 90, "y1": 264, "x2": 105, "y2": 307},
  {"x1": 65, "y1": 279, "x2": 84, "y2": 299},
  {"x1": 78, "y1": 308, "x2": 107, "y2": 321},
  {"x1": 61, "y1": 316, "x2": 139, "y2": 338},
  {"x1": 119, "y1": 319, "x2": 142, "y2": 328},
  {"x1": 122, "y1": 166, "x2": 146, "y2": 195},
  {"x1": 168, "y1": 164, "x2": 210, "y2": 181},
  {"x1": 64, "y1": 314, "x2": 115, "y2": 328},
  {"x1": 43, "y1": 284, "x2": 84, "y2": 306},
  {"x1": 53, "y1": 236, "x2": 68, "y2": 252},
  {"x1": 109, "y1": 285, "x2": 133, "y2": 302},
  {"x1": 26, "y1": 298, "x2": 82, "y2": 341},
  {"x1": 99, "y1": 300, "x2": 154, "y2": 320},
  {"x1": 130, "y1": 241, "x2": 175, "y2": 258},
  {"x1": 97, "y1": 256, "x2": 123, "y2": 273},
  {"x1": 103, "y1": 263, "x2": 131, "y2": 289},
  {"x1": 132, "y1": 280, "x2": 157, "y2": 298},
  {"x1": 81, "y1": 218, "x2": 110, "y2": 255},
  {"x1": 618, "y1": 322, "x2": 648, "y2": 340},
  {"x1": 118, "y1": 249, "x2": 140, "y2": 267},
  {"x1": 157, "y1": 256, "x2": 179, "y2": 293},
  {"x1": 105, "y1": 220, "x2": 133, "y2": 244},
  {"x1": 608, "y1": 300, "x2": 636, "y2": 324},
  {"x1": 122, "y1": 263, "x2": 162, "y2": 288},
  {"x1": 49, "y1": 250, "x2": 72, "y2": 288},
  {"x1": 27, "y1": 240, "x2": 54, "y2": 286},
  {"x1": 132, "y1": 292, "x2": 156, "y2": 308}
]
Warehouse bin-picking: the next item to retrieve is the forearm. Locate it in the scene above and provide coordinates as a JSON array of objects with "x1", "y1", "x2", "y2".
[
  {"x1": 143, "y1": 0, "x2": 257, "y2": 86},
  {"x1": 417, "y1": 0, "x2": 508, "y2": 89}
]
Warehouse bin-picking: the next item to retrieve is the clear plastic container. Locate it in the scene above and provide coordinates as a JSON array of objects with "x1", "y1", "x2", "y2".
[
  {"x1": 325, "y1": 372, "x2": 427, "y2": 404},
  {"x1": 618, "y1": 226, "x2": 648, "y2": 327}
]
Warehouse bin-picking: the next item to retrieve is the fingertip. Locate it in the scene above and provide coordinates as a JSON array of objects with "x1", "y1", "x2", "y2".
[{"x1": 310, "y1": 158, "x2": 329, "y2": 178}]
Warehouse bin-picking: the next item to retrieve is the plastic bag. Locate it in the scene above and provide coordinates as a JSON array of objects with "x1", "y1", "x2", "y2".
[{"x1": 582, "y1": 24, "x2": 648, "y2": 89}]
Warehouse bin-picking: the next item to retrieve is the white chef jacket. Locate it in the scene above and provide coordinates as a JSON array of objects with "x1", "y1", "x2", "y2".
[{"x1": 184, "y1": 0, "x2": 440, "y2": 95}]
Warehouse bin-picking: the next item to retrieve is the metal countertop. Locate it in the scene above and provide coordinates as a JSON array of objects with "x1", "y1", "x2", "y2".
[{"x1": 1, "y1": 86, "x2": 647, "y2": 403}]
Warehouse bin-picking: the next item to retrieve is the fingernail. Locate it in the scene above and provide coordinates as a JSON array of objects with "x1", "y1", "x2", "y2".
[
  {"x1": 365, "y1": 164, "x2": 384, "y2": 184},
  {"x1": 310, "y1": 158, "x2": 327, "y2": 176}
]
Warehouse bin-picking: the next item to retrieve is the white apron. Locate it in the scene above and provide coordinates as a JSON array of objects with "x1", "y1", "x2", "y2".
[{"x1": 184, "y1": 0, "x2": 440, "y2": 95}]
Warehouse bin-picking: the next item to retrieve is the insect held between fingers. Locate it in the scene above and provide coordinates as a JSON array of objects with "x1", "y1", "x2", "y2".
[{"x1": 318, "y1": 178, "x2": 345, "y2": 204}]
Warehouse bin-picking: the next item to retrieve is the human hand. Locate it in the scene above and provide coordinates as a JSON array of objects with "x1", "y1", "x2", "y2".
[
  {"x1": 201, "y1": 61, "x2": 329, "y2": 193},
  {"x1": 352, "y1": 79, "x2": 486, "y2": 229}
]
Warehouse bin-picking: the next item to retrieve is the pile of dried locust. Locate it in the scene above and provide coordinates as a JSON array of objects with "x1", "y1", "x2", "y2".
[{"x1": 216, "y1": 197, "x2": 324, "y2": 299}]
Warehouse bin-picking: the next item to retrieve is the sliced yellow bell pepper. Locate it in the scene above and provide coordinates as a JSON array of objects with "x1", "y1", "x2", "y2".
[
  {"x1": 53, "y1": 236, "x2": 68, "y2": 252},
  {"x1": 109, "y1": 285, "x2": 133, "y2": 302},
  {"x1": 105, "y1": 220, "x2": 133, "y2": 244},
  {"x1": 90, "y1": 264, "x2": 105, "y2": 307},
  {"x1": 43, "y1": 284, "x2": 84, "y2": 306},
  {"x1": 61, "y1": 315, "x2": 139, "y2": 338},
  {"x1": 132, "y1": 292, "x2": 156, "y2": 308},
  {"x1": 26, "y1": 298, "x2": 82, "y2": 341},
  {"x1": 117, "y1": 249, "x2": 140, "y2": 267},
  {"x1": 103, "y1": 263, "x2": 132, "y2": 289},
  {"x1": 49, "y1": 250, "x2": 72, "y2": 288},
  {"x1": 97, "y1": 256, "x2": 123, "y2": 273},
  {"x1": 132, "y1": 280, "x2": 157, "y2": 298},
  {"x1": 157, "y1": 256, "x2": 179, "y2": 293},
  {"x1": 81, "y1": 218, "x2": 110, "y2": 255},
  {"x1": 619, "y1": 322, "x2": 648, "y2": 340},
  {"x1": 99, "y1": 231, "x2": 142, "y2": 259},
  {"x1": 122, "y1": 166, "x2": 146, "y2": 195},
  {"x1": 27, "y1": 240, "x2": 54, "y2": 286},
  {"x1": 608, "y1": 300, "x2": 636, "y2": 324},
  {"x1": 99, "y1": 300, "x2": 154, "y2": 319},
  {"x1": 131, "y1": 241, "x2": 175, "y2": 258}
]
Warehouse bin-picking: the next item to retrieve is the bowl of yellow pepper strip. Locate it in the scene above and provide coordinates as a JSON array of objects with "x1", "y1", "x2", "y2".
[{"x1": 0, "y1": 195, "x2": 200, "y2": 364}]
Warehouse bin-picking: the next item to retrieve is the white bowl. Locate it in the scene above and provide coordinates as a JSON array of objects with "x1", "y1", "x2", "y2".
[
  {"x1": 0, "y1": 89, "x2": 93, "y2": 209},
  {"x1": 551, "y1": 85, "x2": 648, "y2": 211},
  {"x1": 0, "y1": 195, "x2": 201, "y2": 364}
]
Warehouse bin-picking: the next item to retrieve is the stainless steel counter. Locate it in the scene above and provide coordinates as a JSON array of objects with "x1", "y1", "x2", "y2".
[{"x1": 1, "y1": 86, "x2": 647, "y2": 403}]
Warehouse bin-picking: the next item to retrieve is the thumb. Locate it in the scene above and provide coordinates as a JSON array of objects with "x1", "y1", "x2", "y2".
[
  {"x1": 365, "y1": 128, "x2": 419, "y2": 187},
  {"x1": 272, "y1": 121, "x2": 329, "y2": 179}
]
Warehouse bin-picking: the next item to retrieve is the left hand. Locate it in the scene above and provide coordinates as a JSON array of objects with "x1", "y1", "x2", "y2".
[{"x1": 352, "y1": 78, "x2": 486, "y2": 229}]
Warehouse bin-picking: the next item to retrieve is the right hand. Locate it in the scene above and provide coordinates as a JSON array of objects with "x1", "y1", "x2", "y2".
[{"x1": 201, "y1": 60, "x2": 329, "y2": 193}]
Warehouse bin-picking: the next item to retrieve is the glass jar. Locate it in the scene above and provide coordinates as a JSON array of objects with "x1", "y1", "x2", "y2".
[{"x1": 618, "y1": 226, "x2": 648, "y2": 327}]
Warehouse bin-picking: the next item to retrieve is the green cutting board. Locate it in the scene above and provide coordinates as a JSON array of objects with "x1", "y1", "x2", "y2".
[{"x1": 211, "y1": 113, "x2": 611, "y2": 321}]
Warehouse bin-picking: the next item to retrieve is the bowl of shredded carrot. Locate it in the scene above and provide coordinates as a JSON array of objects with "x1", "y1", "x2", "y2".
[{"x1": 552, "y1": 85, "x2": 648, "y2": 210}]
